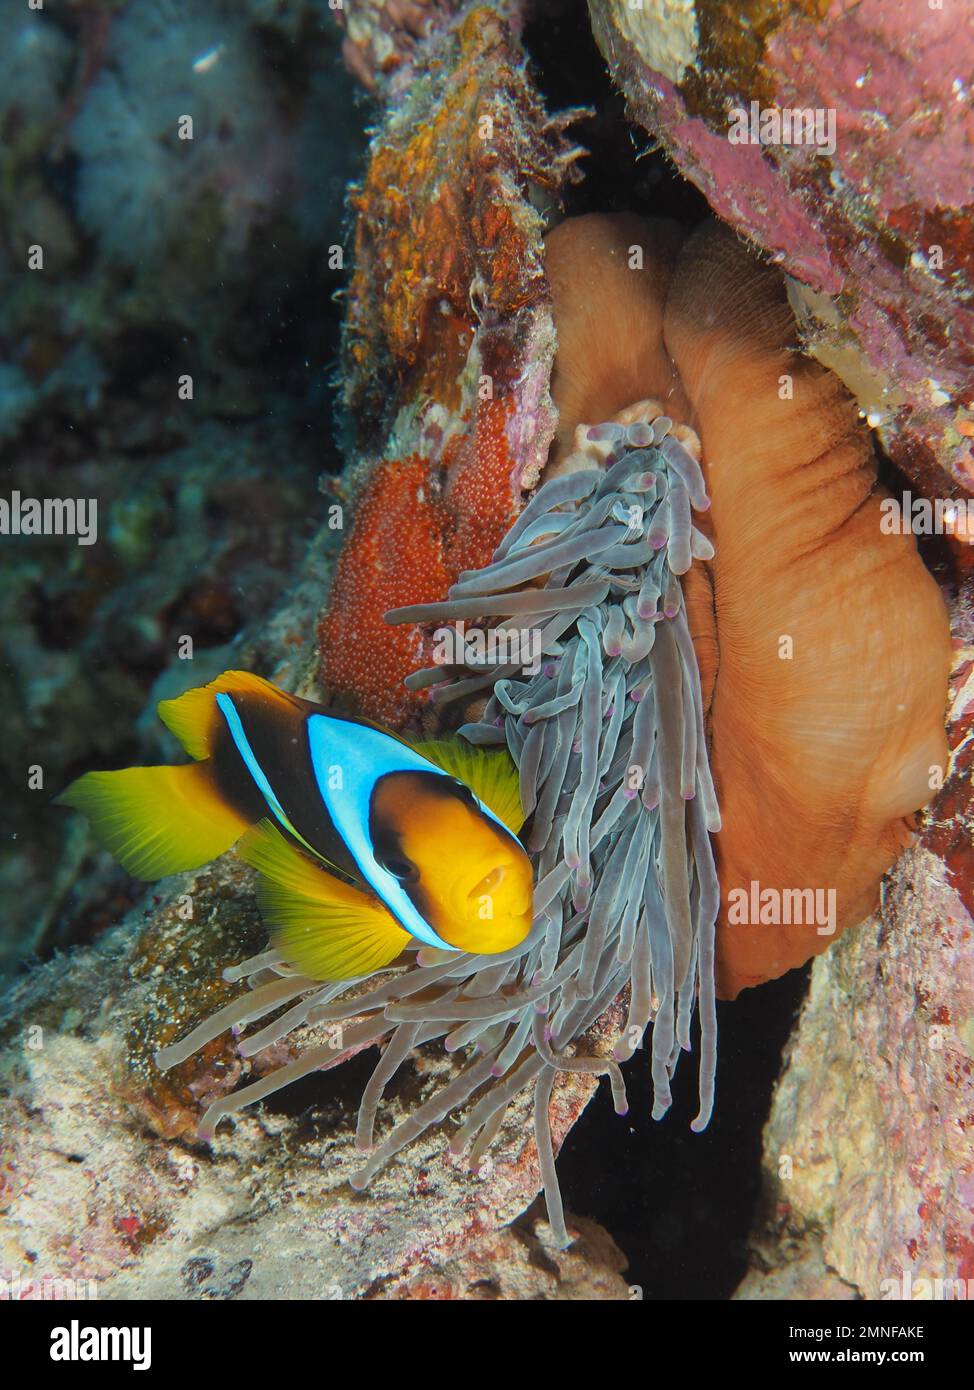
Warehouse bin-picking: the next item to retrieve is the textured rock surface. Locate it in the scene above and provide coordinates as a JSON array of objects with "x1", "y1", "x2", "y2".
[
  {"x1": 0, "y1": 870, "x2": 624, "y2": 1299},
  {"x1": 381, "y1": 1214, "x2": 631, "y2": 1299},
  {"x1": 589, "y1": 0, "x2": 974, "y2": 500},
  {"x1": 0, "y1": 512, "x2": 627, "y2": 1298},
  {"x1": 736, "y1": 1247, "x2": 858, "y2": 1302},
  {"x1": 319, "y1": 4, "x2": 586, "y2": 723},
  {"x1": 738, "y1": 596, "x2": 974, "y2": 1299},
  {"x1": 336, "y1": 0, "x2": 460, "y2": 94}
]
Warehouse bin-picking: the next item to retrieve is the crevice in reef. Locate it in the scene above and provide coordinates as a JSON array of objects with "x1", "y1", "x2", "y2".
[
  {"x1": 559, "y1": 967, "x2": 809, "y2": 1297},
  {"x1": 523, "y1": 0, "x2": 710, "y2": 228}
]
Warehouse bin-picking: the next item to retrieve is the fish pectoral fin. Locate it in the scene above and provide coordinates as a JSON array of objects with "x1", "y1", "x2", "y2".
[
  {"x1": 238, "y1": 821, "x2": 410, "y2": 981},
  {"x1": 57, "y1": 763, "x2": 250, "y2": 880},
  {"x1": 409, "y1": 739, "x2": 526, "y2": 833},
  {"x1": 157, "y1": 669, "x2": 299, "y2": 759}
]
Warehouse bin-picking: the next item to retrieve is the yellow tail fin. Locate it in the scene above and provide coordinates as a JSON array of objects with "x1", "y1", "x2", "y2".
[
  {"x1": 157, "y1": 669, "x2": 298, "y2": 760},
  {"x1": 238, "y1": 821, "x2": 410, "y2": 981},
  {"x1": 58, "y1": 763, "x2": 250, "y2": 880}
]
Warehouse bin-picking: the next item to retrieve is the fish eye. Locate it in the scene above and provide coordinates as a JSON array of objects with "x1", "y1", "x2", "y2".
[{"x1": 380, "y1": 854, "x2": 418, "y2": 882}]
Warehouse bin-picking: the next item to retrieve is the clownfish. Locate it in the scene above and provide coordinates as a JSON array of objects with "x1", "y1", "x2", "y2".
[{"x1": 58, "y1": 671, "x2": 534, "y2": 979}]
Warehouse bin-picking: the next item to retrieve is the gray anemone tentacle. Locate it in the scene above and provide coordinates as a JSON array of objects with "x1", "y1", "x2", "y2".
[{"x1": 154, "y1": 420, "x2": 721, "y2": 1248}]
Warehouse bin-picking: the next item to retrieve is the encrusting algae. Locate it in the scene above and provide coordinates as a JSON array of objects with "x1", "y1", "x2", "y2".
[{"x1": 320, "y1": 6, "x2": 587, "y2": 726}]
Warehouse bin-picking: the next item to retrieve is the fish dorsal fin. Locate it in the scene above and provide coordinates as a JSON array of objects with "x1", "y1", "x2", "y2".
[
  {"x1": 57, "y1": 763, "x2": 250, "y2": 880},
  {"x1": 157, "y1": 670, "x2": 300, "y2": 760},
  {"x1": 237, "y1": 821, "x2": 410, "y2": 981},
  {"x1": 408, "y1": 739, "x2": 525, "y2": 833}
]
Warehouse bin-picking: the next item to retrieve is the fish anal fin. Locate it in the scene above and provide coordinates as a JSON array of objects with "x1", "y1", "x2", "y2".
[
  {"x1": 238, "y1": 822, "x2": 410, "y2": 981},
  {"x1": 57, "y1": 763, "x2": 249, "y2": 880}
]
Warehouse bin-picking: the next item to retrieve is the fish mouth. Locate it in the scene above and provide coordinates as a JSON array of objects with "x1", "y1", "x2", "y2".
[
  {"x1": 467, "y1": 864, "x2": 507, "y2": 903},
  {"x1": 464, "y1": 860, "x2": 532, "y2": 919}
]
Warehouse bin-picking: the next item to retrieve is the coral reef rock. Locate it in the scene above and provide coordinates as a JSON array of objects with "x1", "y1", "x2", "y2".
[
  {"x1": 588, "y1": 0, "x2": 974, "y2": 500},
  {"x1": 0, "y1": 871, "x2": 627, "y2": 1298},
  {"x1": 319, "y1": 4, "x2": 588, "y2": 724}
]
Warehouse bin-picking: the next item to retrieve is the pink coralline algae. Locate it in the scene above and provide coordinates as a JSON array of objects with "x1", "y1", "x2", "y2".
[
  {"x1": 769, "y1": 1, "x2": 974, "y2": 218},
  {"x1": 588, "y1": 0, "x2": 974, "y2": 499}
]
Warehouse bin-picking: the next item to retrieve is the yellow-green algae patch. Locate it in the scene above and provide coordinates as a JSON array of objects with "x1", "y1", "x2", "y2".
[{"x1": 121, "y1": 858, "x2": 269, "y2": 1139}]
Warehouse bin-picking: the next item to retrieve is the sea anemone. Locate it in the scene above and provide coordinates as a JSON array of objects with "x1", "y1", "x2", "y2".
[
  {"x1": 544, "y1": 213, "x2": 953, "y2": 997},
  {"x1": 157, "y1": 415, "x2": 718, "y2": 1244},
  {"x1": 156, "y1": 214, "x2": 951, "y2": 1241}
]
